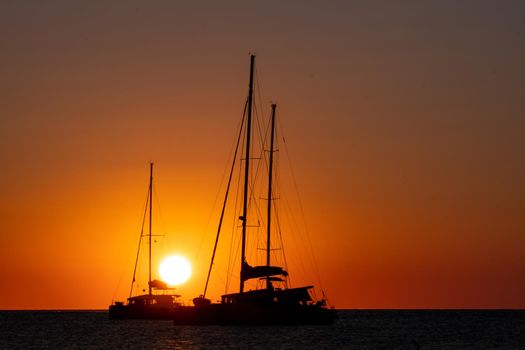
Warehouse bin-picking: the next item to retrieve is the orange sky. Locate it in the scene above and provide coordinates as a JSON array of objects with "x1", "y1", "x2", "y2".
[{"x1": 1, "y1": 1, "x2": 524, "y2": 309}]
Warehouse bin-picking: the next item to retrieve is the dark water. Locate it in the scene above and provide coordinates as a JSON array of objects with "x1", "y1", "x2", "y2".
[{"x1": 1, "y1": 310, "x2": 524, "y2": 349}]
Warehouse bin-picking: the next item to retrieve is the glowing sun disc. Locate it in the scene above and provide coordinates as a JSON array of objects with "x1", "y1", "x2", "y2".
[{"x1": 159, "y1": 255, "x2": 192, "y2": 285}]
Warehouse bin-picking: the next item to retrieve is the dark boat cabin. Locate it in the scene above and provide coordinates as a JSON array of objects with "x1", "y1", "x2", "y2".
[{"x1": 221, "y1": 286, "x2": 314, "y2": 306}]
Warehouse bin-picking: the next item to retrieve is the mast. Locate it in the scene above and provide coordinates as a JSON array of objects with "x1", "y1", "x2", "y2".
[
  {"x1": 148, "y1": 162, "x2": 153, "y2": 296},
  {"x1": 240, "y1": 54, "x2": 255, "y2": 293},
  {"x1": 266, "y1": 104, "x2": 276, "y2": 289}
]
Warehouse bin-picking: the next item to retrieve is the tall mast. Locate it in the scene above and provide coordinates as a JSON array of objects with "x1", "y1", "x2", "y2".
[
  {"x1": 266, "y1": 104, "x2": 276, "y2": 289},
  {"x1": 148, "y1": 162, "x2": 153, "y2": 295},
  {"x1": 240, "y1": 54, "x2": 255, "y2": 293}
]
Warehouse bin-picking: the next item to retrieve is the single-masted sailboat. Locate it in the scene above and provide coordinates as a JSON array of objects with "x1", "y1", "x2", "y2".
[{"x1": 109, "y1": 163, "x2": 185, "y2": 319}]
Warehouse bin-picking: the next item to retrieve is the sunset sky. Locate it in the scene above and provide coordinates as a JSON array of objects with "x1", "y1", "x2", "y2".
[{"x1": 1, "y1": 1, "x2": 524, "y2": 309}]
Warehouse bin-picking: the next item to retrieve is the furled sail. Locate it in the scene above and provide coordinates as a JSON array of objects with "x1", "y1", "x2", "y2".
[
  {"x1": 241, "y1": 262, "x2": 288, "y2": 281},
  {"x1": 149, "y1": 279, "x2": 169, "y2": 290}
]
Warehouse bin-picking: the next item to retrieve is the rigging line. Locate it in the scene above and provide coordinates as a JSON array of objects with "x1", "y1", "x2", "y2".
[
  {"x1": 274, "y1": 195, "x2": 294, "y2": 288},
  {"x1": 151, "y1": 185, "x2": 176, "y2": 280},
  {"x1": 194, "y1": 98, "x2": 248, "y2": 263},
  {"x1": 239, "y1": 157, "x2": 266, "y2": 273},
  {"x1": 245, "y1": 170, "x2": 267, "y2": 265},
  {"x1": 203, "y1": 98, "x2": 247, "y2": 297},
  {"x1": 242, "y1": 106, "x2": 271, "y2": 265},
  {"x1": 269, "y1": 118, "x2": 292, "y2": 287},
  {"x1": 250, "y1": 64, "x2": 272, "y2": 218},
  {"x1": 112, "y1": 189, "x2": 149, "y2": 302},
  {"x1": 279, "y1": 168, "x2": 312, "y2": 274},
  {"x1": 245, "y1": 106, "x2": 281, "y2": 267},
  {"x1": 254, "y1": 60, "x2": 268, "y2": 133},
  {"x1": 129, "y1": 184, "x2": 151, "y2": 299},
  {"x1": 246, "y1": 76, "x2": 272, "y2": 233},
  {"x1": 252, "y1": 118, "x2": 281, "y2": 270},
  {"x1": 252, "y1": 89, "x2": 269, "y2": 158},
  {"x1": 231, "y1": 234, "x2": 242, "y2": 294},
  {"x1": 279, "y1": 121, "x2": 326, "y2": 290},
  {"x1": 237, "y1": 118, "x2": 265, "y2": 266},
  {"x1": 274, "y1": 122, "x2": 310, "y2": 281},
  {"x1": 226, "y1": 127, "x2": 246, "y2": 293},
  {"x1": 279, "y1": 190, "x2": 309, "y2": 282},
  {"x1": 152, "y1": 185, "x2": 168, "y2": 251},
  {"x1": 209, "y1": 264, "x2": 228, "y2": 297},
  {"x1": 253, "y1": 110, "x2": 276, "y2": 260},
  {"x1": 224, "y1": 220, "x2": 241, "y2": 293}
]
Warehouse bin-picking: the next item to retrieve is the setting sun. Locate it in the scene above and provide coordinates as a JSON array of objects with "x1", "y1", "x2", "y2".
[{"x1": 159, "y1": 255, "x2": 192, "y2": 286}]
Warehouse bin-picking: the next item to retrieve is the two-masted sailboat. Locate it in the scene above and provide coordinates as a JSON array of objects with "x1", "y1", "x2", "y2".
[
  {"x1": 109, "y1": 163, "x2": 184, "y2": 319},
  {"x1": 186, "y1": 55, "x2": 337, "y2": 325}
]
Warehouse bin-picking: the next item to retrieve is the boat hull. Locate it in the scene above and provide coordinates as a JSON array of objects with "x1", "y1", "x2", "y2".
[
  {"x1": 109, "y1": 303, "x2": 336, "y2": 325},
  {"x1": 108, "y1": 303, "x2": 191, "y2": 320},
  {"x1": 175, "y1": 303, "x2": 337, "y2": 325}
]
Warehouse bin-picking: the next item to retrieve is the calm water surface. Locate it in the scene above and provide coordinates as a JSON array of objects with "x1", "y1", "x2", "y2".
[{"x1": 1, "y1": 310, "x2": 524, "y2": 349}]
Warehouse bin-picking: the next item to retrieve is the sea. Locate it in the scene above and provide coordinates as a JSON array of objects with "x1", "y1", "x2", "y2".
[{"x1": 1, "y1": 310, "x2": 524, "y2": 349}]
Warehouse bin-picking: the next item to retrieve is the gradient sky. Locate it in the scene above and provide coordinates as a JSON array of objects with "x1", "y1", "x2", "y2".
[{"x1": 1, "y1": 1, "x2": 524, "y2": 309}]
